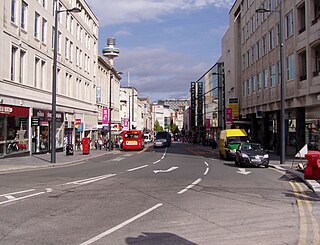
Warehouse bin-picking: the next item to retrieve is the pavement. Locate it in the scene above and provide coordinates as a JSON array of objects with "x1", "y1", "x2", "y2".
[{"x1": 0, "y1": 145, "x2": 319, "y2": 198}]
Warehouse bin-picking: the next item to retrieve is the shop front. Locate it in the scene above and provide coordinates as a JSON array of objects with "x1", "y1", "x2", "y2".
[
  {"x1": 0, "y1": 105, "x2": 29, "y2": 157},
  {"x1": 64, "y1": 113, "x2": 75, "y2": 146},
  {"x1": 31, "y1": 109, "x2": 64, "y2": 154},
  {"x1": 84, "y1": 114, "x2": 98, "y2": 143}
]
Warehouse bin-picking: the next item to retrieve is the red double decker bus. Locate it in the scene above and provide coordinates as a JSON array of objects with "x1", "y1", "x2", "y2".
[{"x1": 122, "y1": 130, "x2": 145, "y2": 151}]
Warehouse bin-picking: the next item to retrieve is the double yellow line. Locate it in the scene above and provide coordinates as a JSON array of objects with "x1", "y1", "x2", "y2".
[{"x1": 289, "y1": 181, "x2": 320, "y2": 245}]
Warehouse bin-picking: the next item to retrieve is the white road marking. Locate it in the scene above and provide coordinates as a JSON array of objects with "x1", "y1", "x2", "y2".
[
  {"x1": 79, "y1": 203, "x2": 163, "y2": 245},
  {"x1": 46, "y1": 188, "x2": 53, "y2": 193},
  {"x1": 153, "y1": 160, "x2": 161, "y2": 164},
  {"x1": 0, "y1": 189, "x2": 35, "y2": 197},
  {"x1": 237, "y1": 168, "x2": 252, "y2": 175},
  {"x1": 177, "y1": 178, "x2": 202, "y2": 194},
  {"x1": 127, "y1": 165, "x2": 148, "y2": 172},
  {"x1": 0, "y1": 192, "x2": 45, "y2": 205},
  {"x1": 204, "y1": 167, "x2": 209, "y2": 175},
  {"x1": 65, "y1": 174, "x2": 116, "y2": 185},
  {"x1": 204, "y1": 161, "x2": 209, "y2": 167},
  {"x1": 153, "y1": 167, "x2": 178, "y2": 173}
]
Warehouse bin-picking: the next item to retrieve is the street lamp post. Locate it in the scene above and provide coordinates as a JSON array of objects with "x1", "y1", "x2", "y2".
[
  {"x1": 108, "y1": 73, "x2": 113, "y2": 151},
  {"x1": 108, "y1": 71, "x2": 122, "y2": 151},
  {"x1": 51, "y1": 5, "x2": 80, "y2": 164},
  {"x1": 256, "y1": 1, "x2": 285, "y2": 164}
]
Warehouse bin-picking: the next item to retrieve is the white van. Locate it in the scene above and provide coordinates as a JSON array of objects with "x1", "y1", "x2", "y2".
[{"x1": 143, "y1": 133, "x2": 152, "y2": 143}]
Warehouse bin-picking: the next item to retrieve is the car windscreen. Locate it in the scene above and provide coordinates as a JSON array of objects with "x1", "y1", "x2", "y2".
[
  {"x1": 156, "y1": 132, "x2": 169, "y2": 139},
  {"x1": 227, "y1": 136, "x2": 248, "y2": 144}
]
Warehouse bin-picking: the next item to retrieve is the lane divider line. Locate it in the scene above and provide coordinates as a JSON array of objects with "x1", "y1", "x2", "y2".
[
  {"x1": 65, "y1": 174, "x2": 116, "y2": 185},
  {"x1": 153, "y1": 160, "x2": 161, "y2": 164},
  {"x1": 0, "y1": 192, "x2": 45, "y2": 205},
  {"x1": 178, "y1": 178, "x2": 202, "y2": 194},
  {"x1": 79, "y1": 203, "x2": 163, "y2": 245},
  {"x1": 127, "y1": 165, "x2": 148, "y2": 172},
  {"x1": 204, "y1": 167, "x2": 209, "y2": 175}
]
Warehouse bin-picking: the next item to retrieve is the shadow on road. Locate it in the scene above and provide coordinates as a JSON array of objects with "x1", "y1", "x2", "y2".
[{"x1": 125, "y1": 232, "x2": 198, "y2": 245}]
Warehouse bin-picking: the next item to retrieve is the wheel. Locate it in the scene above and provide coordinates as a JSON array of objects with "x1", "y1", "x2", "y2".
[
  {"x1": 264, "y1": 164, "x2": 269, "y2": 168},
  {"x1": 235, "y1": 157, "x2": 239, "y2": 166}
]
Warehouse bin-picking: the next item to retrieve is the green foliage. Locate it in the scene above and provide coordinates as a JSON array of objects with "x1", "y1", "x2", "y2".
[
  {"x1": 169, "y1": 123, "x2": 180, "y2": 134},
  {"x1": 154, "y1": 120, "x2": 164, "y2": 132}
]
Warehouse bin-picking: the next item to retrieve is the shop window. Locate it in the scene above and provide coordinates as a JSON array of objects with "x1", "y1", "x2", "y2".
[{"x1": 6, "y1": 116, "x2": 29, "y2": 155}]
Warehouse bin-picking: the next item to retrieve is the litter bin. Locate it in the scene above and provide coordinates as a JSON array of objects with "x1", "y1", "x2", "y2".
[
  {"x1": 82, "y1": 137, "x2": 90, "y2": 155},
  {"x1": 66, "y1": 144, "x2": 74, "y2": 156}
]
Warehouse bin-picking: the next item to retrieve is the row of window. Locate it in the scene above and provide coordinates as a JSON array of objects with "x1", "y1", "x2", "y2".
[
  {"x1": 243, "y1": 54, "x2": 294, "y2": 97},
  {"x1": 10, "y1": 44, "x2": 95, "y2": 103},
  {"x1": 11, "y1": 0, "x2": 97, "y2": 55}
]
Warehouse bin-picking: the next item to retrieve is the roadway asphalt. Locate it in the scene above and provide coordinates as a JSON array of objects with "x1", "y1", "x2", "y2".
[{"x1": 0, "y1": 143, "x2": 319, "y2": 198}]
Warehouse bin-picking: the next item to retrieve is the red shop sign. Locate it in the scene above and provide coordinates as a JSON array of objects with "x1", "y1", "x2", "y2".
[{"x1": 0, "y1": 105, "x2": 29, "y2": 117}]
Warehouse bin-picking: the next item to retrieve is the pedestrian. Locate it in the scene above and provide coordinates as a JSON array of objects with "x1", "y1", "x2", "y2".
[{"x1": 98, "y1": 138, "x2": 103, "y2": 150}]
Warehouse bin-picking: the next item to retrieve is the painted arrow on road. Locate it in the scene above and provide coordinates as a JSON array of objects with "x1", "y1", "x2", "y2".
[
  {"x1": 237, "y1": 168, "x2": 252, "y2": 175},
  {"x1": 153, "y1": 167, "x2": 179, "y2": 174}
]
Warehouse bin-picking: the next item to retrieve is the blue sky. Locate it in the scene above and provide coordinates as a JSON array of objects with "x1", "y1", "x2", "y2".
[{"x1": 86, "y1": 0, "x2": 234, "y2": 102}]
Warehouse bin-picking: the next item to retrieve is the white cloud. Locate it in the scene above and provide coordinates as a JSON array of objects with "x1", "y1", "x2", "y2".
[
  {"x1": 86, "y1": 0, "x2": 234, "y2": 26},
  {"x1": 115, "y1": 30, "x2": 132, "y2": 37},
  {"x1": 115, "y1": 47, "x2": 209, "y2": 102}
]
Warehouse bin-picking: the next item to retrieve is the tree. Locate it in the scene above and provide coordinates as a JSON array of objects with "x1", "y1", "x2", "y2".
[
  {"x1": 154, "y1": 120, "x2": 164, "y2": 132},
  {"x1": 169, "y1": 123, "x2": 180, "y2": 134}
]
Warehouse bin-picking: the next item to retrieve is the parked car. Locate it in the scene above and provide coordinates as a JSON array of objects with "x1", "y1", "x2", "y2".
[{"x1": 235, "y1": 142, "x2": 269, "y2": 168}]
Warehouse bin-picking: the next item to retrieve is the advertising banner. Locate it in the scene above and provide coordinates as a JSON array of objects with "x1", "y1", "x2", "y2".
[
  {"x1": 123, "y1": 118, "x2": 128, "y2": 128},
  {"x1": 102, "y1": 108, "x2": 109, "y2": 125},
  {"x1": 226, "y1": 108, "x2": 233, "y2": 125}
]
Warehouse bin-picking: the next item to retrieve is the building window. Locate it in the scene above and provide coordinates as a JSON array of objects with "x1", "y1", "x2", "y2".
[
  {"x1": 286, "y1": 54, "x2": 295, "y2": 81},
  {"x1": 19, "y1": 50, "x2": 26, "y2": 83},
  {"x1": 256, "y1": 40, "x2": 261, "y2": 59},
  {"x1": 70, "y1": 41, "x2": 73, "y2": 62},
  {"x1": 286, "y1": 11, "x2": 294, "y2": 38},
  {"x1": 42, "y1": 0, "x2": 46, "y2": 9},
  {"x1": 42, "y1": 18, "x2": 47, "y2": 43},
  {"x1": 41, "y1": 60, "x2": 46, "y2": 89},
  {"x1": 269, "y1": 28, "x2": 275, "y2": 50},
  {"x1": 248, "y1": 78, "x2": 251, "y2": 95},
  {"x1": 65, "y1": 38, "x2": 69, "y2": 60},
  {"x1": 11, "y1": 46, "x2": 18, "y2": 81},
  {"x1": 34, "y1": 57, "x2": 40, "y2": 88},
  {"x1": 258, "y1": 72, "x2": 262, "y2": 91},
  {"x1": 21, "y1": 1, "x2": 28, "y2": 30},
  {"x1": 277, "y1": 62, "x2": 281, "y2": 84},
  {"x1": 262, "y1": 34, "x2": 268, "y2": 55},
  {"x1": 252, "y1": 75, "x2": 256, "y2": 93},
  {"x1": 34, "y1": 12, "x2": 40, "y2": 39},
  {"x1": 276, "y1": 23, "x2": 280, "y2": 46},
  {"x1": 11, "y1": 0, "x2": 16, "y2": 23},
  {"x1": 58, "y1": 32, "x2": 61, "y2": 54},
  {"x1": 243, "y1": 80, "x2": 247, "y2": 97},
  {"x1": 313, "y1": 44, "x2": 320, "y2": 77},
  {"x1": 263, "y1": 68, "x2": 268, "y2": 89},
  {"x1": 312, "y1": 0, "x2": 320, "y2": 25},
  {"x1": 299, "y1": 51, "x2": 307, "y2": 81},
  {"x1": 270, "y1": 64, "x2": 276, "y2": 87},
  {"x1": 298, "y1": 3, "x2": 306, "y2": 34}
]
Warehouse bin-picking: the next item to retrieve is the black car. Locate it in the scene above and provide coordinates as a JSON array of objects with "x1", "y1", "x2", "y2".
[{"x1": 235, "y1": 142, "x2": 269, "y2": 168}]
